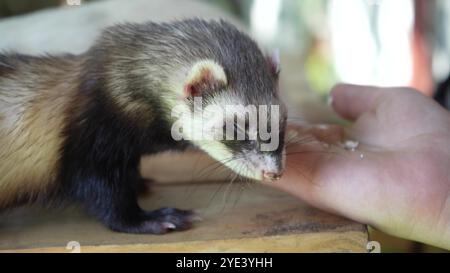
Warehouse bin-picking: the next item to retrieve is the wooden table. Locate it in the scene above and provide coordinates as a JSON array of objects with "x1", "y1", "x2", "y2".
[{"x1": 0, "y1": 152, "x2": 368, "y2": 253}]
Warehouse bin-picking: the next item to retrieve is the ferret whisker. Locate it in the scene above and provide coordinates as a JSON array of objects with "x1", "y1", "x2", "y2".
[
  {"x1": 230, "y1": 164, "x2": 250, "y2": 208},
  {"x1": 231, "y1": 177, "x2": 245, "y2": 209},
  {"x1": 195, "y1": 161, "x2": 227, "y2": 179},
  {"x1": 184, "y1": 152, "x2": 209, "y2": 200},
  {"x1": 186, "y1": 159, "x2": 235, "y2": 203},
  {"x1": 235, "y1": 165, "x2": 253, "y2": 193},
  {"x1": 219, "y1": 159, "x2": 251, "y2": 211},
  {"x1": 285, "y1": 138, "x2": 318, "y2": 148},
  {"x1": 284, "y1": 135, "x2": 328, "y2": 147},
  {"x1": 207, "y1": 167, "x2": 239, "y2": 212},
  {"x1": 222, "y1": 170, "x2": 239, "y2": 209},
  {"x1": 205, "y1": 157, "x2": 244, "y2": 205},
  {"x1": 286, "y1": 117, "x2": 308, "y2": 123},
  {"x1": 207, "y1": 178, "x2": 227, "y2": 209},
  {"x1": 194, "y1": 157, "x2": 237, "y2": 179},
  {"x1": 189, "y1": 151, "x2": 208, "y2": 181},
  {"x1": 186, "y1": 164, "x2": 228, "y2": 202},
  {"x1": 197, "y1": 155, "x2": 247, "y2": 179},
  {"x1": 285, "y1": 149, "x2": 340, "y2": 157}
]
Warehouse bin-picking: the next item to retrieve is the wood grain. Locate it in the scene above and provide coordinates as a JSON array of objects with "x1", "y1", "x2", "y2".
[{"x1": 0, "y1": 178, "x2": 368, "y2": 253}]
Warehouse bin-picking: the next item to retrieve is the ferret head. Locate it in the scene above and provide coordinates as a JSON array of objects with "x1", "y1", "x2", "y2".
[{"x1": 164, "y1": 21, "x2": 287, "y2": 181}]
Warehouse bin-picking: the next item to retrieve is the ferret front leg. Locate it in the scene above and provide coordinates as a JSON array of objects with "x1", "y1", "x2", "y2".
[
  {"x1": 71, "y1": 170, "x2": 194, "y2": 234},
  {"x1": 135, "y1": 176, "x2": 155, "y2": 196}
]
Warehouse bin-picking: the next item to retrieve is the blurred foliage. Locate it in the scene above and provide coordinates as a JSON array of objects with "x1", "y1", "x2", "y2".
[
  {"x1": 200, "y1": 0, "x2": 243, "y2": 19},
  {"x1": 0, "y1": 0, "x2": 97, "y2": 18},
  {"x1": 304, "y1": 42, "x2": 336, "y2": 96}
]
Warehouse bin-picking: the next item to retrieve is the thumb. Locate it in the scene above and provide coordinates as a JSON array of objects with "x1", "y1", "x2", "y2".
[{"x1": 330, "y1": 84, "x2": 386, "y2": 121}]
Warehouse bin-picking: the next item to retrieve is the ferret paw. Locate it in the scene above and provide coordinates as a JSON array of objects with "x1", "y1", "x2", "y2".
[
  {"x1": 106, "y1": 208, "x2": 197, "y2": 234},
  {"x1": 140, "y1": 207, "x2": 196, "y2": 234}
]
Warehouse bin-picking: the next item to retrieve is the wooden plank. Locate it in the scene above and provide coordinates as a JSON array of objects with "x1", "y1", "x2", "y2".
[{"x1": 0, "y1": 181, "x2": 367, "y2": 253}]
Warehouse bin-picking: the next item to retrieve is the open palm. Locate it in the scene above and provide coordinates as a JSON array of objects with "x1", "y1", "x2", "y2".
[{"x1": 268, "y1": 84, "x2": 450, "y2": 250}]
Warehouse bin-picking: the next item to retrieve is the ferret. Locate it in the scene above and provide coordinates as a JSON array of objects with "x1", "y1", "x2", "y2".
[{"x1": 0, "y1": 19, "x2": 287, "y2": 234}]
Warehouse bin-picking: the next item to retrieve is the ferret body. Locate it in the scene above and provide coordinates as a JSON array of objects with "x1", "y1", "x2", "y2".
[{"x1": 0, "y1": 19, "x2": 286, "y2": 234}]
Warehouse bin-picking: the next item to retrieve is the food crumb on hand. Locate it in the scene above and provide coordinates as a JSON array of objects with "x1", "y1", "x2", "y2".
[{"x1": 342, "y1": 140, "x2": 359, "y2": 151}]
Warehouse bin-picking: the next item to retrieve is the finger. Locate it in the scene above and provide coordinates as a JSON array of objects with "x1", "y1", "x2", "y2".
[{"x1": 330, "y1": 84, "x2": 386, "y2": 121}]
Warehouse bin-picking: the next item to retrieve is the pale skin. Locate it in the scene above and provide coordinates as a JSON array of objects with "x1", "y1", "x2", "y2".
[{"x1": 264, "y1": 84, "x2": 450, "y2": 250}]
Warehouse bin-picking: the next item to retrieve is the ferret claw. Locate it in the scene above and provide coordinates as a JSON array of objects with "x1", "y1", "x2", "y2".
[{"x1": 162, "y1": 222, "x2": 177, "y2": 230}]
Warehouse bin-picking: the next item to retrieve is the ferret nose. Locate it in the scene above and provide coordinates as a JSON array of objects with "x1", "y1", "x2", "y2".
[{"x1": 263, "y1": 171, "x2": 283, "y2": 181}]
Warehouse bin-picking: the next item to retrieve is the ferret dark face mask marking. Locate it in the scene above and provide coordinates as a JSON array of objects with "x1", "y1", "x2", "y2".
[
  {"x1": 216, "y1": 107, "x2": 287, "y2": 181},
  {"x1": 220, "y1": 103, "x2": 287, "y2": 181}
]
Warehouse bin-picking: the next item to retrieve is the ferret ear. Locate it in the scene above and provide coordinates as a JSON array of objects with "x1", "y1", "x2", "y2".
[
  {"x1": 183, "y1": 60, "x2": 228, "y2": 98},
  {"x1": 266, "y1": 49, "x2": 281, "y2": 79}
]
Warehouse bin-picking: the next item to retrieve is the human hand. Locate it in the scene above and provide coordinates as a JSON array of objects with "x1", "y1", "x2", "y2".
[{"x1": 267, "y1": 84, "x2": 450, "y2": 249}]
